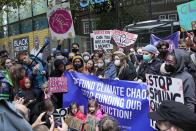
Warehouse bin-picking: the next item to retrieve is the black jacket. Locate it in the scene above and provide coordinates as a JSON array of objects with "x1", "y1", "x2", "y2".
[{"x1": 137, "y1": 58, "x2": 162, "y2": 82}]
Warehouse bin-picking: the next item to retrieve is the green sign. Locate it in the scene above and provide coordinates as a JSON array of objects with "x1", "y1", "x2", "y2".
[{"x1": 177, "y1": 1, "x2": 196, "y2": 31}]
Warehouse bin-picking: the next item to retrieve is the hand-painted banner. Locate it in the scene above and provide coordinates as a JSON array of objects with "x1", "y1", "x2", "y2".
[
  {"x1": 48, "y1": 77, "x2": 67, "y2": 93},
  {"x1": 112, "y1": 30, "x2": 138, "y2": 47},
  {"x1": 146, "y1": 74, "x2": 184, "y2": 129},
  {"x1": 150, "y1": 32, "x2": 180, "y2": 51},
  {"x1": 63, "y1": 72, "x2": 155, "y2": 131},
  {"x1": 177, "y1": 1, "x2": 196, "y2": 31},
  {"x1": 92, "y1": 30, "x2": 113, "y2": 50},
  {"x1": 47, "y1": 2, "x2": 75, "y2": 40}
]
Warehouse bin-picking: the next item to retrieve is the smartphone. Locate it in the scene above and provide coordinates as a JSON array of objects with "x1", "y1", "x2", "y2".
[{"x1": 54, "y1": 116, "x2": 62, "y2": 128}]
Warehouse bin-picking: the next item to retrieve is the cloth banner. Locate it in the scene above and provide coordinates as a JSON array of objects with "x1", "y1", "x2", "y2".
[
  {"x1": 150, "y1": 32, "x2": 180, "y2": 51},
  {"x1": 63, "y1": 72, "x2": 155, "y2": 131},
  {"x1": 47, "y1": 2, "x2": 75, "y2": 40},
  {"x1": 177, "y1": 1, "x2": 196, "y2": 31}
]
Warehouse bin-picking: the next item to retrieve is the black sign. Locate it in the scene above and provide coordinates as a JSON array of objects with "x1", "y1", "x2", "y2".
[{"x1": 13, "y1": 37, "x2": 29, "y2": 57}]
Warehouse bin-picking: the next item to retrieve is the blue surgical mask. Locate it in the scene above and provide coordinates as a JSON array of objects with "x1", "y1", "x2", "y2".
[{"x1": 143, "y1": 55, "x2": 151, "y2": 62}]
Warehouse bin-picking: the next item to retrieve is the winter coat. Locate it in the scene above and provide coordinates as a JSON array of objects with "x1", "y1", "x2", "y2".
[
  {"x1": 117, "y1": 61, "x2": 136, "y2": 81},
  {"x1": 170, "y1": 49, "x2": 196, "y2": 112},
  {"x1": 137, "y1": 58, "x2": 162, "y2": 82},
  {"x1": 0, "y1": 100, "x2": 33, "y2": 131},
  {"x1": 104, "y1": 62, "x2": 116, "y2": 79}
]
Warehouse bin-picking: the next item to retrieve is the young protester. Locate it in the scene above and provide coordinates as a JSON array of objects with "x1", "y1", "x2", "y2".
[
  {"x1": 88, "y1": 99, "x2": 104, "y2": 121},
  {"x1": 137, "y1": 44, "x2": 162, "y2": 82},
  {"x1": 72, "y1": 55, "x2": 85, "y2": 73},
  {"x1": 113, "y1": 51, "x2": 136, "y2": 81},
  {"x1": 160, "y1": 49, "x2": 196, "y2": 112},
  {"x1": 83, "y1": 59, "x2": 95, "y2": 75},
  {"x1": 69, "y1": 102, "x2": 86, "y2": 121},
  {"x1": 95, "y1": 58, "x2": 105, "y2": 78}
]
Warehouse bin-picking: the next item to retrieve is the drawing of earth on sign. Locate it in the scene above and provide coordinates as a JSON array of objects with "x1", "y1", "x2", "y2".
[{"x1": 49, "y1": 9, "x2": 72, "y2": 34}]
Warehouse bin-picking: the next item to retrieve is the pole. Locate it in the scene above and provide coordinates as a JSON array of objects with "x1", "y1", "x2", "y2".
[
  {"x1": 116, "y1": 0, "x2": 119, "y2": 29},
  {"x1": 89, "y1": 2, "x2": 93, "y2": 53},
  {"x1": 149, "y1": 0, "x2": 152, "y2": 20}
]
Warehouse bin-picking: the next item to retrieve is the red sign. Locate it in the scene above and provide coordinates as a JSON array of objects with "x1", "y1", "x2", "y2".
[
  {"x1": 49, "y1": 77, "x2": 68, "y2": 93},
  {"x1": 49, "y1": 9, "x2": 72, "y2": 34}
]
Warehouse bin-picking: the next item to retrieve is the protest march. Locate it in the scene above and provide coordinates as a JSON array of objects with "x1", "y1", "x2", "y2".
[{"x1": 0, "y1": 0, "x2": 196, "y2": 131}]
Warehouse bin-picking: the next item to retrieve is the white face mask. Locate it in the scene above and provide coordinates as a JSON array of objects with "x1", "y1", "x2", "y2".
[
  {"x1": 104, "y1": 59, "x2": 111, "y2": 64},
  {"x1": 98, "y1": 63, "x2": 104, "y2": 68},
  {"x1": 83, "y1": 56, "x2": 90, "y2": 61},
  {"x1": 114, "y1": 60, "x2": 121, "y2": 66}
]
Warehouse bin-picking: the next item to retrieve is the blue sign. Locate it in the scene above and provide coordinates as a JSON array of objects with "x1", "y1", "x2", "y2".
[
  {"x1": 150, "y1": 32, "x2": 179, "y2": 51},
  {"x1": 177, "y1": 1, "x2": 196, "y2": 31},
  {"x1": 80, "y1": 0, "x2": 107, "y2": 8},
  {"x1": 63, "y1": 72, "x2": 155, "y2": 131}
]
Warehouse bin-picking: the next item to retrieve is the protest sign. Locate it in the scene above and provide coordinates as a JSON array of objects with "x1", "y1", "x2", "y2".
[
  {"x1": 83, "y1": 115, "x2": 97, "y2": 131},
  {"x1": 66, "y1": 117, "x2": 84, "y2": 131},
  {"x1": 92, "y1": 30, "x2": 113, "y2": 50},
  {"x1": 177, "y1": 1, "x2": 196, "y2": 31},
  {"x1": 150, "y1": 32, "x2": 179, "y2": 51},
  {"x1": 47, "y1": 2, "x2": 75, "y2": 40},
  {"x1": 13, "y1": 37, "x2": 29, "y2": 57},
  {"x1": 48, "y1": 77, "x2": 67, "y2": 93},
  {"x1": 146, "y1": 74, "x2": 184, "y2": 129},
  {"x1": 63, "y1": 72, "x2": 155, "y2": 131},
  {"x1": 111, "y1": 30, "x2": 138, "y2": 47}
]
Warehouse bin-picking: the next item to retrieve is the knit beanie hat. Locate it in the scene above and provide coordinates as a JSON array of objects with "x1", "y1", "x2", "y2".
[{"x1": 142, "y1": 44, "x2": 159, "y2": 55}]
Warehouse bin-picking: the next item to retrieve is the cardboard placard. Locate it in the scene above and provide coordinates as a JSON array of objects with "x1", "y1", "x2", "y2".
[{"x1": 49, "y1": 77, "x2": 67, "y2": 93}]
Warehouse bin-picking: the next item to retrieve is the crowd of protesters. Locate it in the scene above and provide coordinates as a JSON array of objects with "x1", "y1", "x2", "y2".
[{"x1": 0, "y1": 31, "x2": 196, "y2": 131}]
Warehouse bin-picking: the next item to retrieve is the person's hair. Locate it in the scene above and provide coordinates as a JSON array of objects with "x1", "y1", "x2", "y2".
[
  {"x1": 41, "y1": 81, "x2": 48, "y2": 90},
  {"x1": 86, "y1": 59, "x2": 95, "y2": 71},
  {"x1": 16, "y1": 51, "x2": 28, "y2": 61},
  {"x1": 33, "y1": 124, "x2": 49, "y2": 131},
  {"x1": 69, "y1": 102, "x2": 79, "y2": 116},
  {"x1": 72, "y1": 43, "x2": 79, "y2": 48},
  {"x1": 19, "y1": 77, "x2": 31, "y2": 90},
  {"x1": 156, "y1": 41, "x2": 169, "y2": 49},
  {"x1": 99, "y1": 116, "x2": 120, "y2": 131},
  {"x1": 88, "y1": 99, "x2": 99, "y2": 114},
  {"x1": 42, "y1": 99, "x2": 54, "y2": 112}
]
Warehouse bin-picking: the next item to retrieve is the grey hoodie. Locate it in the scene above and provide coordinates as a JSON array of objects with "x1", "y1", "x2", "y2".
[
  {"x1": 0, "y1": 100, "x2": 32, "y2": 131},
  {"x1": 171, "y1": 49, "x2": 196, "y2": 112}
]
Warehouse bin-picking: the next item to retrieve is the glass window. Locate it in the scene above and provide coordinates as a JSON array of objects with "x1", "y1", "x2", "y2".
[
  {"x1": 8, "y1": 23, "x2": 19, "y2": 36},
  {"x1": 33, "y1": 0, "x2": 47, "y2": 16},
  {"x1": 8, "y1": 7, "x2": 19, "y2": 23},
  {"x1": 21, "y1": 19, "x2": 32, "y2": 33},
  {"x1": 33, "y1": 15, "x2": 48, "y2": 30},
  {"x1": 19, "y1": 0, "x2": 32, "y2": 20}
]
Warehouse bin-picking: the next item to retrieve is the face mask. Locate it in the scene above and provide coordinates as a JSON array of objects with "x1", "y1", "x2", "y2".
[
  {"x1": 98, "y1": 63, "x2": 104, "y2": 68},
  {"x1": 143, "y1": 55, "x2": 151, "y2": 62},
  {"x1": 83, "y1": 56, "x2": 90, "y2": 61},
  {"x1": 73, "y1": 63, "x2": 82, "y2": 70},
  {"x1": 72, "y1": 48, "x2": 79, "y2": 53},
  {"x1": 164, "y1": 64, "x2": 176, "y2": 73},
  {"x1": 136, "y1": 54, "x2": 143, "y2": 61},
  {"x1": 159, "y1": 50, "x2": 168, "y2": 58},
  {"x1": 114, "y1": 60, "x2": 121, "y2": 66},
  {"x1": 104, "y1": 59, "x2": 111, "y2": 64}
]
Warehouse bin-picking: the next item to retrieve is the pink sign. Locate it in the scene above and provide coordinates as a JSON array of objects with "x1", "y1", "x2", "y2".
[
  {"x1": 112, "y1": 30, "x2": 138, "y2": 47},
  {"x1": 49, "y1": 9, "x2": 72, "y2": 34},
  {"x1": 48, "y1": 77, "x2": 68, "y2": 93}
]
